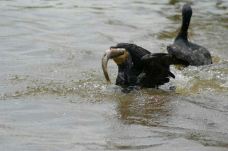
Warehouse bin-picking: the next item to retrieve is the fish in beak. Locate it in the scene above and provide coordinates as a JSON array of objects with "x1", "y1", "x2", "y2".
[{"x1": 102, "y1": 48, "x2": 129, "y2": 83}]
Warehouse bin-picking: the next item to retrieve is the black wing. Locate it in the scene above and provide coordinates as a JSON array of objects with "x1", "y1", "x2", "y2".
[{"x1": 137, "y1": 53, "x2": 175, "y2": 88}]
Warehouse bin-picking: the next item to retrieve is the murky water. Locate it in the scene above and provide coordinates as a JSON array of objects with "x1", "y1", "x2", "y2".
[{"x1": 0, "y1": 0, "x2": 228, "y2": 150}]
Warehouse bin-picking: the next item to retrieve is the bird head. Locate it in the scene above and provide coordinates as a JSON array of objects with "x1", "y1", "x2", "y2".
[{"x1": 102, "y1": 48, "x2": 130, "y2": 84}]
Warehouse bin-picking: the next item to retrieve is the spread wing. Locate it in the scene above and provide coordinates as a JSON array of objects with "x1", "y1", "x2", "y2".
[{"x1": 137, "y1": 53, "x2": 175, "y2": 88}]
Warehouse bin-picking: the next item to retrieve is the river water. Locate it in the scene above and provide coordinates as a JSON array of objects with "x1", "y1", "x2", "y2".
[{"x1": 0, "y1": 0, "x2": 228, "y2": 150}]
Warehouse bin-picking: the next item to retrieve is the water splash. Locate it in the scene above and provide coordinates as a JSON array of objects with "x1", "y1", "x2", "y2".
[{"x1": 172, "y1": 61, "x2": 228, "y2": 95}]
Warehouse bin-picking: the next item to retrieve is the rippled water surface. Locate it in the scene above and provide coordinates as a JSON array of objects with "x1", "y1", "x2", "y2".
[{"x1": 0, "y1": 0, "x2": 228, "y2": 150}]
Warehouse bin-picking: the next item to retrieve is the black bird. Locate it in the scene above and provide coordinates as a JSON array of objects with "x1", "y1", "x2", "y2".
[
  {"x1": 167, "y1": 4, "x2": 212, "y2": 66},
  {"x1": 102, "y1": 43, "x2": 175, "y2": 88}
]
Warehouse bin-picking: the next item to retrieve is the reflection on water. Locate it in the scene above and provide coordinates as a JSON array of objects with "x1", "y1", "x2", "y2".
[
  {"x1": 0, "y1": 0, "x2": 228, "y2": 150},
  {"x1": 117, "y1": 91, "x2": 170, "y2": 126}
]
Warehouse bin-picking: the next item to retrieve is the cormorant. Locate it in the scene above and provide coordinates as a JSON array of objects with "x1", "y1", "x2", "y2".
[
  {"x1": 102, "y1": 43, "x2": 175, "y2": 88},
  {"x1": 167, "y1": 4, "x2": 212, "y2": 66}
]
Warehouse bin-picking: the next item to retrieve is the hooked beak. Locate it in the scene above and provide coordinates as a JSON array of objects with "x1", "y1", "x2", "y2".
[{"x1": 101, "y1": 48, "x2": 128, "y2": 83}]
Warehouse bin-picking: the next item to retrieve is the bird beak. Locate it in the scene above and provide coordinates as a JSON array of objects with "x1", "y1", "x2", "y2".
[{"x1": 102, "y1": 48, "x2": 127, "y2": 83}]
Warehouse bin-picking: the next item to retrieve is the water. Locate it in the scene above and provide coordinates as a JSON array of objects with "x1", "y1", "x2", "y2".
[{"x1": 0, "y1": 0, "x2": 228, "y2": 150}]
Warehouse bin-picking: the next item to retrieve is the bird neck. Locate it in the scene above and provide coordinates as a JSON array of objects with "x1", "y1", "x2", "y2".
[
  {"x1": 176, "y1": 5, "x2": 192, "y2": 41},
  {"x1": 176, "y1": 15, "x2": 191, "y2": 41}
]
